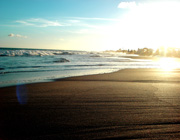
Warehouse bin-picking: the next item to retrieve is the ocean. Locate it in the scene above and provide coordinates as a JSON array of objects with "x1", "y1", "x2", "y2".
[{"x1": 0, "y1": 47, "x2": 174, "y2": 88}]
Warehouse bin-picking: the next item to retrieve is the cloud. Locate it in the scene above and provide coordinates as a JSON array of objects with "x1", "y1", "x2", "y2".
[
  {"x1": 65, "y1": 17, "x2": 119, "y2": 30},
  {"x1": 16, "y1": 18, "x2": 64, "y2": 27},
  {"x1": 118, "y1": 1, "x2": 136, "y2": 9},
  {"x1": 8, "y1": 33, "x2": 15, "y2": 37},
  {"x1": 15, "y1": 17, "x2": 120, "y2": 30},
  {"x1": 16, "y1": 20, "x2": 34, "y2": 26},
  {"x1": 70, "y1": 17, "x2": 120, "y2": 21},
  {"x1": 8, "y1": 33, "x2": 27, "y2": 38}
]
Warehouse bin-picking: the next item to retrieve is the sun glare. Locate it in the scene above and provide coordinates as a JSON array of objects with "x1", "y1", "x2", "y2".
[
  {"x1": 105, "y1": 1, "x2": 180, "y2": 51},
  {"x1": 159, "y1": 57, "x2": 179, "y2": 71}
]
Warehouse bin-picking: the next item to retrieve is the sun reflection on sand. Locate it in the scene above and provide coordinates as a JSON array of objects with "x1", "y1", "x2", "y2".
[{"x1": 159, "y1": 57, "x2": 180, "y2": 71}]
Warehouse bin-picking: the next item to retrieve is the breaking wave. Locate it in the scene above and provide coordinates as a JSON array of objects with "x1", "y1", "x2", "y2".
[{"x1": 0, "y1": 49, "x2": 74, "y2": 57}]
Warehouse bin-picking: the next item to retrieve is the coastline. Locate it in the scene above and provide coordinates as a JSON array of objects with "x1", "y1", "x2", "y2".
[
  {"x1": 0, "y1": 68, "x2": 120, "y2": 88},
  {"x1": 1, "y1": 68, "x2": 180, "y2": 139},
  {"x1": 1, "y1": 47, "x2": 165, "y2": 89}
]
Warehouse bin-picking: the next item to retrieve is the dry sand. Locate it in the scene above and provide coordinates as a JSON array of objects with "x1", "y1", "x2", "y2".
[{"x1": 1, "y1": 69, "x2": 180, "y2": 140}]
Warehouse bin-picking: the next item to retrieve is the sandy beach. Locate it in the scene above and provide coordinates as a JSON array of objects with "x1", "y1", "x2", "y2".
[{"x1": 1, "y1": 69, "x2": 180, "y2": 140}]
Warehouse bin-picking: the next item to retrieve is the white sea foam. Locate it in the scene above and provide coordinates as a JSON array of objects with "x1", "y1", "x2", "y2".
[{"x1": 0, "y1": 49, "x2": 76, "y2": 57}]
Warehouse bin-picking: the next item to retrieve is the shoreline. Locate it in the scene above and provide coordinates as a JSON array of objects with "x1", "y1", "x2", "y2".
[
  {"x1": 0, "y1": 67, "x2": 171, "y2": 89},
  {"x1": 2, "y1": 53, "x2": 180, "y2": 89},
  {"x1": 0, "y1": 68, "x2": 120, "y2": 89},
  {"x1": 1, "y1": 68, "x2": 180, "y2": 139},
  {"x1": 1, "y1": 66, "x2": 176, "y2": 89}
]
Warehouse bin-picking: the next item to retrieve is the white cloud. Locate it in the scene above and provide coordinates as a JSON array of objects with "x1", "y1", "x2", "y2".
[
  {"x1": 16, "y1": 18, "x2": 64, "y2": 27},
  {"x1": 8, "y1": 33, "x2": 15, "y2": 37},
  {"x1": 16, "y1": 20, "x2": 35, "y2": 26},
  {"x1": 8, "y1": 33, "x2": 27, "y2": 38},
  {"x1": 15, "y1": 17, "x2": 120, "y2": 30},
  {"x1": 15, "y1": 34, "x2": 27, "y2": 38},
  {"x1": 70, "y1": 17, "x2": 120, "y2": 21},
  {"x1": 118, "y1": 1, "x2": 136, "y2": 9}
]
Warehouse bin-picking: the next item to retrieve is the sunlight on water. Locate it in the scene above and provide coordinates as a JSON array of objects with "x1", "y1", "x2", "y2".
[{"x1": 159, "y1": 57, "x2": 180, "y2": 71}]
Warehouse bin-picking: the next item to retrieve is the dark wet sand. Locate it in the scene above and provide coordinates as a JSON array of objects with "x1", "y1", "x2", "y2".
[{"x1": 1, "y1": 69, "x2": 180, "y2": 140}]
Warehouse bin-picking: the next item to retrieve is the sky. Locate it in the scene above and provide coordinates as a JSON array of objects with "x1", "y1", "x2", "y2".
[{"x1": 1, "y1": 0, "x2": 180, "y2": 51}]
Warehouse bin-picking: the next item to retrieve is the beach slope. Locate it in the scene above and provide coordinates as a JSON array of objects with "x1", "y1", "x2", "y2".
[{"x1": 1, "y1": 69, "x2": 180, "y2": 139}]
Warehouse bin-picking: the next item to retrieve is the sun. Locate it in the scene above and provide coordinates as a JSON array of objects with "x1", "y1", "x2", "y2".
[{"x1": 158, "y1": 57, "x2": 179, "y2": 71}]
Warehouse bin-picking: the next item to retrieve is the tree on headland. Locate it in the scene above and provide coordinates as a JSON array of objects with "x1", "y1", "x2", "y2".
[
  {"x1": 136, "y1": 48, "x2": 153, "y2": 56},
  {"x1": 116, "y1": 46, "x2": 180, "y2": 58}
]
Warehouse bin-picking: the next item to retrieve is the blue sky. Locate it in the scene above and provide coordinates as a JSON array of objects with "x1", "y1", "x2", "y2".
[{"x1": 1, "y1": 0, "x2": 180, "y2": 51}]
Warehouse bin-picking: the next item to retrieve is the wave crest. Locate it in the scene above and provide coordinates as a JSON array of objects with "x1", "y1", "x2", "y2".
[{"x1": 0, "y1": 49, "x2": 74, "y2": 57}]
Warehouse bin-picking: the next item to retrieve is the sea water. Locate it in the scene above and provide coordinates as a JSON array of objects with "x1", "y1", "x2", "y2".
[{"x1": 0, "y1": 48, "x2": 174, "y2": 88}]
